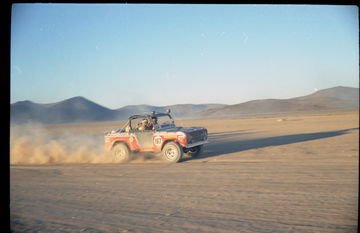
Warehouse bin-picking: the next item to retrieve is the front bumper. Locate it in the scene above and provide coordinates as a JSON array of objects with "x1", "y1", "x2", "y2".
[{"x1": 185, "y1": 140, "x2": 208, "y2": 148}]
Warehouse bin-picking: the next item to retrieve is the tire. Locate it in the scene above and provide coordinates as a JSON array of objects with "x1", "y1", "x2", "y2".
[
  {"x1": 186, "y1": 145, "x2": 203, "y2": 157},
  {"x1": 112, "y1": 143, "x2": 131, "y2": 163},
  {"x1": 161, "y1": 141, "x2": 183, "y2": 163}
]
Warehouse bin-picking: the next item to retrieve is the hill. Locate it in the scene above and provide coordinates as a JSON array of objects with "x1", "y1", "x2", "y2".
[
  {"x1": 199, "y1": 86, "x2": 359, "y2": 118},
  {"x1": 11, "y1": 97, "x2": 225, "y2": 124},
  {"x1": 11, "y1": 97, "x2": 116, "y2": 124},
  {"x1": 11, "y1": 86, "x2": 358, "y2": 124},
  {"x1": 115, "y1": 104, "x2": 225, "y2": 120}
]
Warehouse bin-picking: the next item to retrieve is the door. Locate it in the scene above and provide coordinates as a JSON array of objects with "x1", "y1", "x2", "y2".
[{"x1": 133, "y1": 131, "x2": 154, "y2": 149}]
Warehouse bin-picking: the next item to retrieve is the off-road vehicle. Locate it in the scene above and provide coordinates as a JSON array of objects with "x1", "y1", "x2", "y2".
[{"x1": 104, "y1": 110, "x2": 208, "y2": 163}]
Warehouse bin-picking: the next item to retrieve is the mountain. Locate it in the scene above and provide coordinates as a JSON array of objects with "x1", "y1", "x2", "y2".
[
  {"x1": 199, "y1": 86, "x2": 359, "y2": 118},
  {"x1": 295, "y1": 86, "x2": 358, "y2": 107},
  {"x1": 11, "y1": 86, "x2": 358, "y2": 124},
  {"x1": 11, "y1": 96, "x2": 117, "y2": 124},
  {"x1": 11, "y1": 97, "x2": 225, "y2": 124},
  {"x1": 115, "y1": 104, "x2": 226, "y2": 119}
]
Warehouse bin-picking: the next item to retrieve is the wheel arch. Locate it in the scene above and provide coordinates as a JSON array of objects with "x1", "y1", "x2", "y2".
[
  {"x1": 161, "y1": 139, "x2": 181, "y2": 150},
  {"x1": 112, "y1": 141, "x2": 131, "y2": 150}
]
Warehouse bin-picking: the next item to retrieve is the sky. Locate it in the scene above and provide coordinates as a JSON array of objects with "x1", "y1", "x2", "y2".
[{"x1": 11, "y1": 4, "x2": 359, "y2": 109}]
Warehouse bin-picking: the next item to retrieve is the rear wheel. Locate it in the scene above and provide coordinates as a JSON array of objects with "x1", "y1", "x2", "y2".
[
  {"x1": 112, "y1": 143, "x2": 131, "y2": 163},
  {"x1": 186, "y1": 145, "x2": 203, "y2": 157},
  {"x1": 162, "y1": 141, "x2": 183, "y2": 163}
]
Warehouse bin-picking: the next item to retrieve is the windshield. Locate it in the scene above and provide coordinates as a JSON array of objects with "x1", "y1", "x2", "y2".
[
  {"x1": 156, "y1": 115, "x2": 173, "y2": 125},
  {"x1": 154, "y1": 115, "x2": 176, "y2": 130}
]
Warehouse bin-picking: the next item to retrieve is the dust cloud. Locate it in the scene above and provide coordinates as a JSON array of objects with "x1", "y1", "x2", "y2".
[{"x1": 10, "y1": 123, "x2": 115, "y2": 164}]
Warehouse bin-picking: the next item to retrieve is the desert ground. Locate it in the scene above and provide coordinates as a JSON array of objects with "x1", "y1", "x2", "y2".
[{"x1": 10, "y1": 111, "x2": 358, "y2": 232}]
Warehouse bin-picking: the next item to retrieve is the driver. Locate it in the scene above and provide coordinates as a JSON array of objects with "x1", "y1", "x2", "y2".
[
  {"x1": 139, "y1": 118, "x2": 157, "y2": 131},
  {"x1": 150, "y1": 117, "x2": 158, "y2": 130},
  {"x1": 137, "y1": 119, "x2": 148, "y2": 131},
  {"x1": 144, "y1": 117, "x2": 158, "y2": 130}
]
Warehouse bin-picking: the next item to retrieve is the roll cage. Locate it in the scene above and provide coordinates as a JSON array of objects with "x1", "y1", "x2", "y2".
[{"x1": 124, "y1": 112, "x2": 175, "y2": 132}]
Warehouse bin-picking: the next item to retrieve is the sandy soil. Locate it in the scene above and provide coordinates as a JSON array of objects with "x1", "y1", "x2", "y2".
[{"x1": 10, "y1": 111, "x2": 358, "y2": 232}]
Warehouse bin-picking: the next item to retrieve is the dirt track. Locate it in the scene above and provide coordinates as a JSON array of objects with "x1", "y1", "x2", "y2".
[{"x1": 10, "y1": 112, "x2": 359, "y2": 232}]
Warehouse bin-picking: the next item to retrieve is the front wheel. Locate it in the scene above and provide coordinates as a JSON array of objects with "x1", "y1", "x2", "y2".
[
  {"x1": 112, "y1": 143, "x2": 131, "y2": 163},
  {"x1": 162, "y1": 141, "x2": 183, "y2": 163}
]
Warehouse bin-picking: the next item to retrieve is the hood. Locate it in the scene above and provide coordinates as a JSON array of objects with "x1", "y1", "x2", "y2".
[{"x1": 158, "y1": 126, "x2": 206, "y2": 133}]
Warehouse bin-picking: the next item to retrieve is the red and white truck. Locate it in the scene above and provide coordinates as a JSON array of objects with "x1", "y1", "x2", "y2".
[{"x1": 104, "y1": 110, "x2": 208, "y2": 163}]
